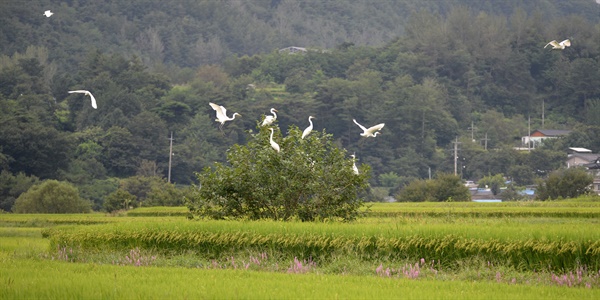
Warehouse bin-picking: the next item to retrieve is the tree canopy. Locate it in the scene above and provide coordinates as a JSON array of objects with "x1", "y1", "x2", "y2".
[{"x1": 1, "y1": 1, "x2": 600, "y2": 210}]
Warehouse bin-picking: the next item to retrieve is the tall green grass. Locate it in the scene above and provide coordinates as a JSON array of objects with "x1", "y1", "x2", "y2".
[
  {"x1": 365, "y1": 201, "x2": 600, "y2": 218},
  {"x1": 44, "y1": 219, "x2": 600, "y2": 271},
  {"x1": 1, "y1": 258, "x2": 597, "y2": 299}
]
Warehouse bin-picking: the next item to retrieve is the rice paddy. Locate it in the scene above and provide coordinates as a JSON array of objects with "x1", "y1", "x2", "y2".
[{"x1": 1, "y1": 200, "x2": 599, "y2": 298}]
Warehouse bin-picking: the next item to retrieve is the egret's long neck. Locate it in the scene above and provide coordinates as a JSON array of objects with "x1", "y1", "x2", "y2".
[
  {"x1": 271, "y1": 110, "x2": 277, "y2": 119},
  {"x1": 270, "y1": 129, "x2": 274, "y2": 141},
  {"x1": 308, "y1": 117, "x2": 313, "y2": 126}
]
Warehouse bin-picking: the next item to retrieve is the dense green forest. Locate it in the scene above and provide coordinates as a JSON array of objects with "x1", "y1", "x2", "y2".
[{"x1": 1, "y1": 0, "x2": 600, "y2": 211}]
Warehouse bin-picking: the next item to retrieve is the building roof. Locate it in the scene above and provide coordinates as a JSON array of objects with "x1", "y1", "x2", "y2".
[
  {"x1": 534, "y1": 129, "x2": 572, "y2": 137},
  {"x1": 568, "y1": 147, "x2": 592, "y2": 153},
  {"x1": 583, "y1": 156, "x2": 600, "y2": 169},
  {"x1": 567, "y1": 153, "x2": 600, "y2": 163},
  {"x1": 278, "y1": 46, "x2": 307, "y2": 54}
]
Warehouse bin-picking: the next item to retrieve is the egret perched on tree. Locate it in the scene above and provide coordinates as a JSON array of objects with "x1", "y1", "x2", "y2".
[
  {"x1": 301, "y1": 116, "x2": 315, "y2": 139},
  {"x1": 350, "y1": 153, "x2": 359, "y2": 175},
  {"x1": 269, "y1": 128, "x2": 280, "y2": 152},
  {"x1": 209, "y1": 102, "x2": 241, "y2": 130},
  {"x1": 353, "y1": 119, "x2": 384, "y2": 137},
  {"x1": 68, "y1": 90, "x2": 97, "y2": 109},
  {"x1": 43, "y1": 10, "x2": 53, "y2": 17},
  {"x1": 544, "y1": 39, "x2": 571, "y2": 50},
  {"x1": 261, "y1": 108, "x2": 278, "y2": 126}
]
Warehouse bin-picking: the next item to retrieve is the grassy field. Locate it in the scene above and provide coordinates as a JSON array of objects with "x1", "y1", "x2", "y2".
[{"x1": 1, "y1": 200, "x2": 600, "y2": 298}]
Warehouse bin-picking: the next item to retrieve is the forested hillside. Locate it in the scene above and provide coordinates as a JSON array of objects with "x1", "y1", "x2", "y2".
[{"x1": 1, "y1": 0, "x2": 600, "y2": 210}]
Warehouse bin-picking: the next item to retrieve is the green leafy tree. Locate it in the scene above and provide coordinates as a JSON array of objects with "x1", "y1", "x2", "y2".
[
  {"x1": 379, "y1": 172, "x2": 401, "y2": 187},
  {"x1": 145, "y1": 183, "x2": 188, "y2": 207},
  {"x1": 396, "y1": 179, "x2": 430, "y2": 202},
  {"x1": 13, "y1": 180, "x2": 91, "y2": 213},
  {"x1": 0, "y1": 171, "x2": 39, "y2": 212},
  {"x1": 429, "y1": 173, "x2": 471, "y2": 202},
  {"x1": 187, "y1": 125, "x2": 369, "y2": 221},
  {"x1": 478, "y1": 174, "x2": 506, "y2": 195},
  {"x1": 78, "y1": 178, "x2": 119, "y2": 211},
  {"x1": 500, "y1": 184, "x2": 530, "y2": 201},
  {"x1": 103, "y1": 189, "x2": 138, "y2": 213},
  {"x1": 397, "y1": 173, "x2": 470, "y2": 202},
  {"x1": 536, "y1": 167, "x2": 593, "y2": 200},
  {"x1": 119, "y1": 175, "x2": 185, "y2": 207}
]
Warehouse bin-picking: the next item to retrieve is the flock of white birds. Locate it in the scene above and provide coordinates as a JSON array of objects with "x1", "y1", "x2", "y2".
[
  {"x1": 203, "y1": 35, "x2": 570, "y2": 173},
  {"x1": 41, "y1": 8, "x2": 572, "y2": 174},
  {"x1": 208, "y1": 101, "x2": 388, "y2": 174}
]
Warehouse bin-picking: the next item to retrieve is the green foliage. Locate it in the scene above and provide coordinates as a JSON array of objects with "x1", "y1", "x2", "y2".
[
  {"x1": 187, "y1": 126, "x2": 369, "y2": 221},
  {"x1": 397, "y1": 174, "x2": 470, "y2": 202},
  {"x1": 77, "y1": 178, "x2": 120, "y2": 211},
  {"x1": 499, "y1": 184, "x2": 530, "y2": 202},
  {"x1": 1, "y1": 2, "x2": 600, "y2": 195},
  {"x1": 396, "y1": 179, "x2": 430, "y2": 202},
  {"x1": 378, "y1": 172, "x2": 401, "y2": 187},
  {"x1": 0, "y1": 171, "x2": 39, "y2": 212},
  {"x1": 118, "y1": 175, "x2": 180, "y2": 205},
  {"x1": 103, "y1": 189, "x2": 138, "y2": 213},
  {"x1": 478, "y1": 174, "x2": 506, "y2": 195},
  {"x1": 12, "y1": 180, "x2": 91, "y2": 213},
  {"x1": 144, "y1": 183, "x2": 188, "y2": 207},
  {"x1": 536, "y1": 167, "x2": 594, "y2": 200}
]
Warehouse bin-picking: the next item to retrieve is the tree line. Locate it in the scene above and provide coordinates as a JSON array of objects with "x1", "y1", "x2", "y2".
[{"x1": 1, "y1": 3, "x2": 600, "y2": 212}]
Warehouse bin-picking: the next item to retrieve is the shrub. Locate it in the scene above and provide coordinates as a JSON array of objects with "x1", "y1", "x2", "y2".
[
  {"x1": 104, "y1": 189, "x2": 138, "y2": 213},
  {"x1": 145, "y1": 183, "x2": 188, "y2": 207},
  {"x1": 478, "y1": 174, "x2": 505, "y2": 195},
  {"x1": 186, "y1": 125, "x2": 369, "y2": 221},
  {"x1": 78, "y1": 178, "x2": 119, "y2": 211},
  {"x1": 536, "y1": 167, "x2": 593, "y2": 200},
  {"x1": 396, "y1": 174, "x2": 470, "y2": 202},
  {"x1": 0, "y1": 170, "x2": 39, "y2": 212},
  {"x1": 13, "y1": 180, "x2": 91, "y2": 213},
  {"x1": 396, "y1": 179, "x2": 430, "y2": 202},
  {"x1": 120, "y1": 175, "x2": 184, "y2": 206}
]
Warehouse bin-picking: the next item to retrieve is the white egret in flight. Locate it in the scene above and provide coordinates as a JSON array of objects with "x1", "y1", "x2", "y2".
[
  {"x1": 269, "y1": 128, "x2": 280, "y2": 152},
  {"x1": 301, "y1": 116, "x2": 315, "y2": 139},
  {"x1": 43, "y1": 10, "x2": 53, "y2": 17},
  {"x1": 544, "y1": 39, "x2": 571, "y2": 50},
  {"x1": 261, "y1": 108, "x2": 278, "y2": 126},
  {"x1": 353, "y1": 119, "x2": 384, "y2": 137},
  {"x1": 209, "y1": 102, "x2": 241, "y2": 130},
  {"x1": 68, "y1": 90, "x2": 97, "y2": 109},
  {"x1": 350, "y1": 153, "x2": 359, "y2": 175}
]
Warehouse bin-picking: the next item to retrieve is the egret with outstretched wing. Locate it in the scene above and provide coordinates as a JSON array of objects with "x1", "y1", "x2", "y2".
[
  {"x1": 209, "y1": 102, "x2": 241, "y2": 130},
  {"x1": 544, "y1": 39, "x2": 571, "y2": 50},
  {"x1": 353, "y1": 119, "x2": 384, "y2": 137},
  {"x1": 68, "y1": 90, "x2": 97, "y2": 109}
]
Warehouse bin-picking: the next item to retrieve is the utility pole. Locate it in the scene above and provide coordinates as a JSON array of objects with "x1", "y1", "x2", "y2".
[
  {"x1": 168, "y1": 131, "x2": 174, "y2": 183},
  {"x1": 541, "y1": 100, "x2": 545, "y2": 129},
  {"x1": 469, "y1": 120, "x2": 476, "y2": 142},
  {"x1": 452, "y1": 137, "x2": 461, "y2": 176},
  {"x1": 481, "y1": 132, "x2": 489, "y2": 150},
  {"x1": 527, "y1": 115, "x2": 531, "y2": 152}
]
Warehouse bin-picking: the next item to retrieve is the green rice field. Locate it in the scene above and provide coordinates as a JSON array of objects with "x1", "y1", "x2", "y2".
[{"x1": 1, "y1": 200, "x2": 600, "y2": 298}]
